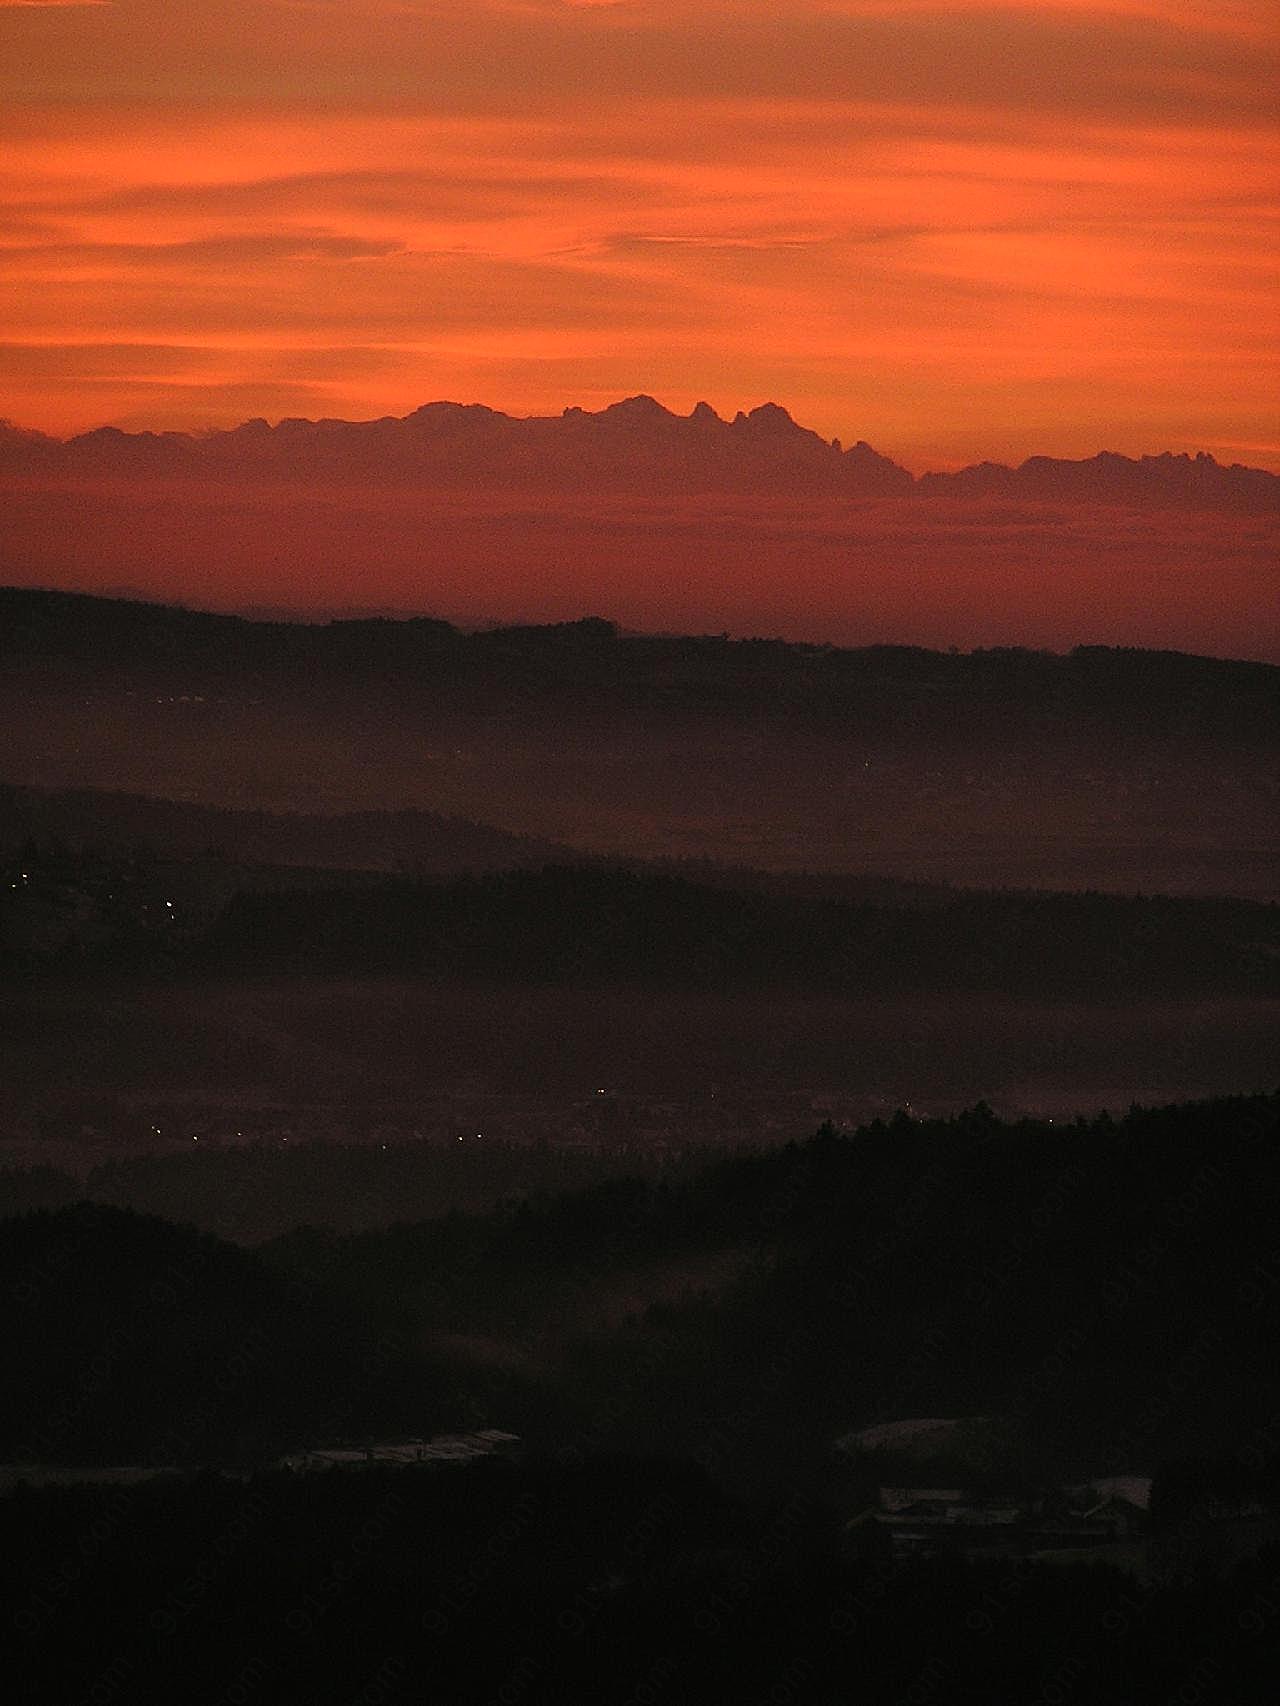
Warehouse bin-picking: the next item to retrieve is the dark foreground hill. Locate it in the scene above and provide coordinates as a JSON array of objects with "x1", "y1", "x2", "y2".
[
  {"x1": 6, "y1": 1094, "x2": 1279, "y2": 1703},
  {"x1": 8, "y1": 1459, "x2": 1277, "y2": 1706},
  {"x1": 0, "y1": 1201, "x2": 448, "y2": 1465},
  {"x1": 255, "y1": 1091, "x2": 1280, "y2": 1487},
  {"x1": 3, "y1": 1094, "x2": 1277, "y2": 1481}
]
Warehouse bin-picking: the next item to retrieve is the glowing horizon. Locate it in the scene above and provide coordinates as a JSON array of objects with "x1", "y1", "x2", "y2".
[{"x1": 2, "y1": 1, "x2": 1277, "y2": 473}]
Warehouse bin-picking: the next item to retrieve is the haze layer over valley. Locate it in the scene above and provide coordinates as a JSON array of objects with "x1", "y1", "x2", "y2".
[{"x1": 2, "y1": 591, "x2": 1275, "y2": 1170}]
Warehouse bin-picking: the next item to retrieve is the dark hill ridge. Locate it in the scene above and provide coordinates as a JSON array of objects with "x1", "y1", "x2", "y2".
[
  {"x1": 1, "y1": 397, "x2": 1275, "y2": 508},
  {"x1": 2, "y1": 590, "x2": 1273, "y2": 896},
  {"x1": 2, "y1": 585, "x2": 1275, "y2": 737},
  {"x1": 7, "y1": 1101, "x2": 1280, "y2": 1704},
  {"x1": 0, "y1": 783, "x2": 567, "y2": 876},
  {"x1": 7, "y1": 1093, "x2": 1275, "y2": 1476},
  {"x1": 0, "y1": 780, "x2": 955, "y2": 906},
  {"x1": 4, "y1": 833, "x2": 1276, "y2": 1000},
  {"x1": 0, "y1": 1201, "x2": 442, "y2": 1463}
]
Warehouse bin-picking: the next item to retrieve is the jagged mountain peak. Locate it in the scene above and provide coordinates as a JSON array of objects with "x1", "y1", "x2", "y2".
[
  {"x1": 600, "y1": 394, "x2": 677, "y2": 422},
  {"x1": 403, "y1": 400, "x2": 509, "y2": 428},
  {"x1": 0, "y1": 400, "x2": 1275, "y2": 510},
  {"x1": 741, "y1": 401, "x2": 797, "y2": 430}
]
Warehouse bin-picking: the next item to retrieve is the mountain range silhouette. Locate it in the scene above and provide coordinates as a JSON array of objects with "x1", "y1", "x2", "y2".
[{"x1": 1, "y1": 397, "x2": 1275, "y2": 509}]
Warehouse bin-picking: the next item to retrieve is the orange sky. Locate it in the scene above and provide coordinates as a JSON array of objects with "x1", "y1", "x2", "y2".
[{"x1": 1, "y1": 0, "x2": 1277, "y2": 471}]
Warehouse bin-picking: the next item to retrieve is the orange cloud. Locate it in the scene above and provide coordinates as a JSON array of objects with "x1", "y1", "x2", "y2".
[{"x1": 0, "y1": 1, "x2": 1275, "y2": 470}]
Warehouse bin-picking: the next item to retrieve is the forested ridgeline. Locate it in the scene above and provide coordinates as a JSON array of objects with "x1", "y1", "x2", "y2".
[
  {"x1": 3, "y1": 588, "x2": 1275, "y2": 743},
  {"x1": 3, "y1": 1095, "x2": 1277, "y2": 1481},
  {"x1": 0, "y1": 1137, "x2": 725, "y2": 1246},
  {"x1": 4, "y1": 849, "x2": 1276, "y2": 996}
]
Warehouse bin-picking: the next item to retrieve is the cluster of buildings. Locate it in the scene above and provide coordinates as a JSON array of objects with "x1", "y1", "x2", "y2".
[
  {"x1": 279, "y1": 1430, "x2": 523, "y2": 1472},
  {"x1": 852, "y1": 1481, "x2": 1149, "y2": 1565}
]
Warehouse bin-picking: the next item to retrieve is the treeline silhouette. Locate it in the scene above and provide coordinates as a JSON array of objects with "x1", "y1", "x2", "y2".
[
  {"x1": 4, "y1": 851, "x2": 1276, "y2": 996},
  {"x1": 0, "y1": 1138, "x2": 721, "y2": 1246},
  {"x1": 3, "y1": 587, "x2": 1274, "y2": 745},
  {"x1": 4, "y1": 1095, "x2": 1277, "y2": 1482},
  {"x1": 254, "y1": 1093, "x2": 1280, "y2": 1484},
  {"x1": 203, "y1": 867, "x2": 1278, "y2": 994}
]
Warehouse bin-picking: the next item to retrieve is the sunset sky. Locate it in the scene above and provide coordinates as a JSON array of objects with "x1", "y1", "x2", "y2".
[{"x1": 2, "y1": 0, "x2": 1277, "y2": 471}]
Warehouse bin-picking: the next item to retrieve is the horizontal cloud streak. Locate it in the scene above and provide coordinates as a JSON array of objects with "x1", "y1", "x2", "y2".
[{"x1": 3, "y1": 2, "x2": 1275, "y2": 120}]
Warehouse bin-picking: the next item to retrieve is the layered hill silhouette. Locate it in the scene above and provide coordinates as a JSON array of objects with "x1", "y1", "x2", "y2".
[
  {"x1": 1, "y1": 396, "x2": 1275, "y2": 508},
  {"x1": 1, "y1": 590, "x2": 1275, "y2": 898}
]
